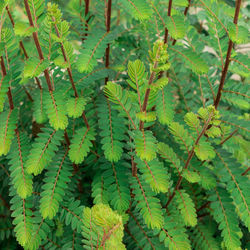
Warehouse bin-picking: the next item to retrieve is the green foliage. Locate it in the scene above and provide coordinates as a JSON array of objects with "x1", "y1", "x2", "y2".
[
  {"x1": 68, "y1": 127, "x2": 95, "y2": 164},
  {"x1": 0, "y1": 0, "x2": 249, "y2": 249},
  {"x1": 82, "y1": 204, "x2": 125, "y2": 249}
]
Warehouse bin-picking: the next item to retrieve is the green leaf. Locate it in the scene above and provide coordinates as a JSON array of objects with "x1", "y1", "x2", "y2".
[
  {"x1": 136, "y1": 111, "x2": 156, "y2": 122},
  {"x1": 23, "y1": 58, "x2": 49, "y2": 78},
  {"x1": 175, "y1": 189, "x2": 197, "y2": 227},
  {"x1": 0, "y1": 109, "x2": 17, "y2": 156},
  {"x1": 228, "y1": 23, "x2": 249, "y2": 44},
  {"x1": 184, "y1": 112, "x2": 200, "y2": 131},
  {"x1": 166, "y1": 15, "x2": 185, "y2": 40},
  {"x1": 66, "y1": 96, "x2": 86, "y2": 118},
  {"x1": 120, "y1": 0, "x2": 153, "y2": 21},
  {"x1": 14, "y1": 22, "x2": 35, "y2": 37},
  {"x1": 44, "y1": 90, "x2": 68, "y2": 130},
  {"x1": 194, "y1": 139, "x2": 215, "y2": 161},
  {"x1": 68, "y1": 127, "x2": 95, "y2": 164},
  {"x1": 134, "y1": 130, "x2": 157, "y2": 161}
]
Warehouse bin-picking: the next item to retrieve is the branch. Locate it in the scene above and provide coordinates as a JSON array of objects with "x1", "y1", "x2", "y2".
[
  {"x1": 104, "y1": 0, "x2": 112, "y2": 84},
  {"x1": 23, "y1": 0, "x2": 53, "y2": 91},
  {"x1": 214, "y1": 0, "x2": 242, "y2": 109},
  {"x1": 165, "y1": 114, "x2": 213, "y2": 209},
  {"x1": 220, "y1": 129, "x2": 238, "y2": 145}
]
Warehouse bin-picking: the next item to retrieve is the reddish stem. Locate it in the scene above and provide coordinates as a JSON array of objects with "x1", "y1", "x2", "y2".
[{"x1": 214, "y1": 0, "x2": 242, "y2": 109}]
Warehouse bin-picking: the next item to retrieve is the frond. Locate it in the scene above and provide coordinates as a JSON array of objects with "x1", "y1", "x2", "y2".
[
  {"x1": 26, "y1": 127, "x2": 64, "y2": 175},
  {"x1": 172, "y1": 48, "x2": 209, "y2": 75},
  {"x1": 101, "y1": 160, "x2": 131, "y2": 212},
  {"x1": 174, "y1": 189, "x2": 197, "y2": 227},
  {"x1": 0, "y1": 109, "x2": 17, "y2": 156},
  {"x1": 7, "y1": 131, "x2": 33, "y2": 199},
  {"x1": 66, "y1": 96, "x2": 86, "y2": 118},
  {"x1": 189, "y1": 223, "x2": 220, "y2": 250},
  {"x1": 166, "y1": 15, "x2": 185, "y2": 40},
  {"x1": 156, "y1": 85, "x2": 174, "y2": 125},
  {"x1": 23, "y1": 58, "x2": 49, "y2": 79},
  {"x1": 68, "y1": 127, "x2": 95, "y2": 164},
  {"x1": 131, "y1": 174, "x2": 164, "y2": 229},
  {"x1": 155, "y1": 206, "x2": 191, "y2": 250},
  {"x1": 97, "y1": 96, "x2": 126, "y2": 162},
  {"x1": 119, "y1": 0, "x2": 153, "y2": 21},
  {"x1": 0, "y1": 74, "x2": 9, "y2": 112},
  {"x1": 40, "y1": 151, "x2": 72, "y2": 219},
  {"x1": 168, "y1": 122, "x2": 193, "y2": 152},
  {"x1": 133, "y1": 130, "x2": 157, "y2": 161},
  {"x1": 228, "y1": 23, "x2": 248, "y2": 44},
  {"x1": 44, "y1": 89, "x2": 68, "y2": 130},
  {"x1": 209, "y1": 187, "x2": 243, "y2": 249},
  {"x1": 135, "y1": 157, "x2": 170, "y2": 193},
  {"x1": 82, "y1": 204, "x2": 125, "y2": 249},
  {"x1": 33, "y1": 88, "x2": 47, "y2": 124}
]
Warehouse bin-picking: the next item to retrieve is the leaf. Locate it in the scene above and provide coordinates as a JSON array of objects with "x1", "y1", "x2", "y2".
[
  {"x1": 166, "y1": 15, "x2": 185, "y2": 40},
  {"x1": 131, "y1": 174, "x2": 164, "y2": 229},
  {"x1": 26, "y1": 127, "x2": 64, "y2": 175},
  {"x1": 135, "y1": 157, "x2": 170, "y2": 193},
  {"x1": 134, "y1": 130, "x2": 157, "y2": 161},
  {"x1": 194, "y1": 139, "x2": 215, "y2": 161},
  {"x1": 98, "y1": 96, "x2": 126, "y2": 162},
  {"x1": 156, "y1": 86, "x2": 174, "y2": 125},
  {"x1": 127, "y1": 59, "x2": 146, "y2": 90},
  {"x1": 175, "y1": 190, "x2": 197, "y2": 227},
  {"x1": 14, "y1": 22, "x2": 35, "y2": 37},
  {"x1": 184, "y1": 112, "x2": 200, "y2": 130},
  {"x1": 174, "y1": 48, "x2": 209, "y2": 75},
  {"x1": 40, "y1": 152, "x2": 71, "y2": 219},
  {"x1": 136, "y1": 111, "x2": 156, "y2": 122},
  {"x1": 0, "y1": 109, "x2": 17, "y2": 156},
  {"x1": 228, "y1": 23, "x2": 248, "y2": 44},
  {"x1": 68, "y1": 127, "x2": 95, "y2": 164},
  {"x1": 23, "y1": 58, "x2": 49, "y2": 78},
  {"x1": 0, "y1": 74, "x2": 9, "y2": 112},
  {"x1": 120, "y1": 0, "x2": 153, "y2": 21},
  {"x1": 44, "y1": 90, "x2": 68, "y2": 130},
  {"x1": 77, "y1": 30, "x2": 110, "y2": 73},
  {"x1": 33, "y1": 88, "x2": 47, "y2": 124},
  {"x1": 8, "y1": 131, "x2": 33, "y2": 199},
  {"x1": 66, "y1": 96, "x2": 86, "y2": 118}
]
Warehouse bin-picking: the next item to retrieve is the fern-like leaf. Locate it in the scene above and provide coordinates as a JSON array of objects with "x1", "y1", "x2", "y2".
[
  {"x1": 0, "y1": 109, "x2": 17, "y2": 156},
  {"x1": 40, "y1": 151, "x2": 71, "y2": 219},
  {"x1": 44, "y1": 90, "x2": 68, "y2": 130},
  {"x1": 26, "y1": 127, "x2": 64, "y2": 175},
  {"x1": 8, "y1": 130, "x2": 33, "y2": 199},
  {"x1": 174, "y1": 189, "x2": 197, "y2": 227},
  {"x1": 68, "y1": 127, "x2": 95, "y2": 164}
]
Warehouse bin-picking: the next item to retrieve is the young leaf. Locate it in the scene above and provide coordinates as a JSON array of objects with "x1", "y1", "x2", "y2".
[
  {"x1": 166, "y1": 15, "x2": 185, "y2": 40},
  {"x1": 68, "y1": 127, "x2": 95, "y2": 164}
]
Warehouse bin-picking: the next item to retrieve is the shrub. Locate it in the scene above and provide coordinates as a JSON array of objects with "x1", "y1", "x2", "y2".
[{"x1": 0, "y1": 0, "x2": 249, "y2": 249}]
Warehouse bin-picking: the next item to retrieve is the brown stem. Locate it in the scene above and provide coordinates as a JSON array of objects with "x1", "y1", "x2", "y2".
[
  {"x1": 163, "y1": 0, "x2": 172, "y2": 44},
  {"x1": 1, "y1": 56, "x2": 14, "y2": 110},
  {"x1": 104, "y1": 0, "x2": 112, "y2": 84},
  {"x1": 241, "y1": 167, "x2": 249, "y2": 176},
  {"x1": 53, "y1": 20, "x2": 89, "y2": 129},
  {"x1": 197, "y1": 201, "x2": 210, "y2": 213},
  {"x1": 165, "y1": 114, "x2": 213, "y2": 209},
  {"x1": 220, "y1": 129, "x2": 238, "y2": 145},
  {"x1": 23, "y1": 0, "x2": 53, "y2": 91},
  {"x1": 214, "y1": 0, "x2": 242, "y2": 109}
]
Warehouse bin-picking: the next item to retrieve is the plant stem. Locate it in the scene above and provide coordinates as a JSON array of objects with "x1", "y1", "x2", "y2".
[
  {"x1": 163, "y1": 0, "x2": 172, "y2": 43},
  {"x1": 105, "y1": 0, "x2": 112, "y2": 84},
  {"x1": 23, "y1": 0, "x2": 53, "y2": 91},
  {"x1": 53, "y1": 20, "x2": 90, "y2": 129},
  {"x1": 1, "y1": 56, "x2": 14, "y2": 110},
  {"x1": 6, "y1": 5, "x2": 42, "y2": 90},
  {"x1": 165, "y1": 114, "x2": 213, "y2": 209},
  {"x1": 214, "y1": 0, "x2": 242, "y2": 109},
  {"x1": 172, "y1": 0, "x2": 191, "y2": 45},
  {"x1": 220, "y1": 129, "x2": 238, "y2": 145}
]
